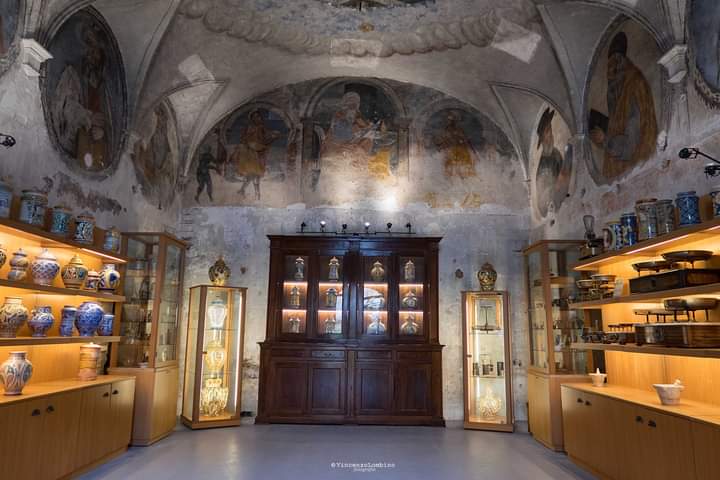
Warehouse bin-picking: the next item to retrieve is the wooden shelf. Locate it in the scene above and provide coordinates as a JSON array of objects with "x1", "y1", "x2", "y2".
[
  {"x1": 570, "y1": 342, "x2": 720, "y2": 359},
  {"x1": 569, "y1": 283, "x2": 720, "y2": 308},
  {"x1": 0, "y1": 336, "x2": 121, "y2": 346},
  {"x1": 0, "y1": 217, "x2": 128, "y2": 264},
  {"x1": 0, "y1": 374, "x2": 133, "y2": 405},
  {"x1": 0, "y1": 279, "x2": 125, "y2": 302},
  {"x1": 572, "y1": 217, "x2": 720, "y2": 271}
]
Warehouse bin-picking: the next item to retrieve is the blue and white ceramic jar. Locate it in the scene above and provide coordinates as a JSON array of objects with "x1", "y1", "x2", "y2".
[
  {"x1": 0, "y1": 297, "x2": 29, "y2": 338},
  {"x1": 0, "y1": 244, "x2": 7, "y2": 269},
  {"x1": 73, "y1": 213, "x2": 95, "y2": 244},
  {"x1": 28, "y1": 306, "x2": 54, "y2": 337},
  {"x1": 0, "y1": 351, "x2": 33, "y2": 395},
  {"x1": 676, "y1": 191, "x2": 701, "y2": 226},
  {"x1": 635, "y1": 199, "x2": 658, "y2": 241},
  {"x1": 710, "y1": 186, "x2": 720, "y2": 218},
  {"x1": 30, "y1": 249, "x2": 60, "y2": 286},
  {"x1": 84, "y1": 270, "x2": 100, "y2": 292},
  {"x1": 620, "y1": 213, "x2": 638, "y2": 247},
  {"x1": 0, "y1": 180, "x2": 13, "y2": 219},
  {"x1": 103, "y1": 227, "x2": 121, "y2": 253},
  {"x1": 61, "y1": 254, "x2": 88, "y2": 289},
  {"x1": 98, "y1": 313, "x2": 114, "y2": 336},
  {"x1": 603, "y1": 221, "x2": 623, "y2": 251},
  {"x1": 49, "y1": 206, "x2": 73, "y2": 237},
  {"x1": 7, "y1": 248, "x2": 29, "y2": 281},
  {"x1": 98, "y1": 264, "x2": 121, "y2": 293},
  {"x1": 59, "y1": 306, "x2": 77, "y2": 337},
  {"x1": 75, "y1": 301, "x2": 103, "y2": 336},
  {"x1": 18, "y1": 190, "x2": 48, "y2": 226}
]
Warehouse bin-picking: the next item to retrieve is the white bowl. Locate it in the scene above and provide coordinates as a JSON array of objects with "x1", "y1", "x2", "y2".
[
  {"x1": 653, "y1": 382, "x2": 684, "y2": 405},
  {"x1": 589, "y1": 373, "x2": 607, "y2": 387}
]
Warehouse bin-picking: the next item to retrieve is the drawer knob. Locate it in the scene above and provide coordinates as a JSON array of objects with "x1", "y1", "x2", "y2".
[
  {"x1": 577, "y1": 398, "x2": 583, "y2": 403},
  {"x1": 112, "y1": 389, "x2": 119, "y2": 395},
  {"x1": 103, "y1": 392, "x2": 110, "y2": 397},
  {"x1": 635, "y1": 416, "x2": 643, "y2": 423},
  {"x1": 46, "y1": 405, "x2": 55, "y2": 413},
  {"x1": 648, "y1": 420, "x2": 657, "y2": 428},
  {"x1": 585, "y1": 401, "x2": 592, "y2": 406},
  {"x1": 31, "y1": 409, "x2": 41, "y2": 417}
]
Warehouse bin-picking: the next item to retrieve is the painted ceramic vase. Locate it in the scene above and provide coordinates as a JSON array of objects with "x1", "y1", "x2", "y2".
[
  {"x1": 0, "y1": 297, "x2": 29, "y2": 338},
  {"x1": 324, "y1": 317, "x2": 338, "y2": 334},
  {"x1": 205, "y1": 339, "x2": 226, "y2": 374},
  {"x1": 366, "y1": 313, "x2": 386, "y2": 335},
  {"x1": 655, "y1": 199, "x2": 676, "y2": 235},
  {"x1": 103, "y1": 227, "x2": 121, "y2": 253},
  {"x1": 287, "y1": 316, "x2": 301, "y2": 334},
  {"x1": 75, "y1": 301, "x2": 104, "y2": 336},
  {"x1": 370, "y1": 261, "x2": 385, "y2": 282},
  {"x1": 401, "y1": 290, "x2": 418, "y2": 309},
  {"x1": 603, "y1": 221, "x2": 623, "y2": 251},
  {"x1": 84, "y1": 270, "x2": 100, "y2": 292},
  {"x1": 59, "y1": 306, "x2": 77, "y2": 337},
  {"x1": 294, "y1": 257, "x2": 305, "y2": 280},
  {"x1": 289, "y1": 286, "x2": 301, "y2": 308},
  {"x1": 0, "y1": 244, "x2": 7, "y2": 270},
  {"x1": 78, "y1": 343, "x2": 101, "y2": 381},
  {"x1": 98, "y1": 313, "x2": 114, "y2": 336},
  {"x1": 620, "y1": 213, "x2": 638, "y2": 247},
  {"x1": 98, "y1": 264, "x2": 121, "y2": 292},
  {"x1": 207, "y1": 298, "x2": 228, "y2": 329},
  {"x1": 73, "y1": 213, "x2": 95, "y2": 244},
  {"x1": 28, "y1": 306, "x2": 54, "y2": 337},
  {"x1": 711, "y1": 187, "x2": 720, "y2": 218},
  {"x1": 325, "y1": 287, "x2": 338, "y2": 307},
  {"x1": 676, "y1": 191, "x2": 701, "y2": 226},
  {"x1": 61, "y1": 254, "x2": 89, "y2": 289},
  {"x1": 0, "y1": 352, "x2": 33, "y2": 395},
  {"x1": 7, "y1": 248, "x2": 29, "y2": 281},
  {"x1": 400, "y1": 314, "x2": 420, "y2": 335},
  {"x1": 30, "y1": 248, "x2": 60, "y2": 286},
  {"x1": 478, "y1": 262, "x2": 498, "y2": 291},
  {"x1": 328, "y1": 257, "x2": 340, "y2": 281},
  {"x1": 0, "y1": 180, "x2": 13, "y2": 219},
  {"x1": 403, "y1": 260, "x2": 416, "y2": 282},
  {"x1": 635, "y1": 198, "x2": 658, "y2": 241},
  {"x1": 18, "y1": 190, "x2": 48, "y2": 226},
  {"x1": 208, "y1": 257, "x2": 230, "y2": 286},
  {"x1": 49, "y1": 206, "x2": 72, "y2": 237}
]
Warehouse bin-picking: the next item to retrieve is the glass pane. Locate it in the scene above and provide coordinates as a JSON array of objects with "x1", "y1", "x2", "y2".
[
  {"x1": 317, "y1": 255, "x2": 344, "y2": 336},
  {"x1": 465, "y1": 293, "x2": 509, "y2": 426},
  {"x1": 362, "y1": 256, "x2": 389, "y2": 336},
  {"x1": 182, "y1": 287, "x2": 201, "y2": 420},
  {"x1": 527, "y1": 250, "x2": 548, "y2": 371},
  {"x1": 156, "y1": 244, "x2": 182, "y2": 364},
  {"x1": 399, "y1": 256, "x2": 424, "y2": 337},
  {"x1": 282, "y1": 255, "x2": 308, "y2": 334}
]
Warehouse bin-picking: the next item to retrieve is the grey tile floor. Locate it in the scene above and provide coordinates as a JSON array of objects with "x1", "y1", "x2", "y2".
[{"x1": 81, "y1": 423, "x2": 596, "y2": 480}]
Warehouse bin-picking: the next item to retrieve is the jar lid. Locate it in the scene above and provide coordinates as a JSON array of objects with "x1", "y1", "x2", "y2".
[
  {"x1": 53, "y1": 205, "x2": 71, "y2": 212},
  {"x1": 635, "y1": 198, "x2": 657, "y2": 204},
  {"x1": 621, "y1": 212, "x2": 636, "y2": 217},
  {"x1": 677, "y1": 191, "x2": 697, "y2": 196},
  {"x1": 36, "y1": 248, "x2": 57, "y2": 260},
  {"x1": 657, "y1": 199, "x2": 673, "y2": 204},
  {"x1": 77, "y1": 212, "x2": 95, "y2": 220}
]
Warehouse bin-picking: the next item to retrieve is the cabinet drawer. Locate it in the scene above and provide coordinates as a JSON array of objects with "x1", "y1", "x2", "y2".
[
  {"x1": 357, "y1": 350, "x2": 392, "y2": 360},
  {"x1": 272, "y1": 348, "x2": 306, "y2": 358},
  {"x1": 311, "y1": 350, "x2": 346, "y2": 360},
  {"x1": 397, "y1": 351, "x2": 432, "y2": 362}
]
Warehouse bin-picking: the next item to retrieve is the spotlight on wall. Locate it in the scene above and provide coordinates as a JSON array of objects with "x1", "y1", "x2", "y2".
[
  {"x1": 320, "y1": 220, "x2": 327, "y2": 233},
  {"x1": 0, "y1": 133, "x2": 16, "y2": 148},
  {"x1": 406, "y1": 223, "x2": 412, "y2": 234},
  {"x1": 386, "y1": 222, "x2": 392, "y2": 232},
  {"x1": 679, "y1": 147, "x2": 720, "y2": 177},
  {"x1": 341, "y1": 224, "x2": 348, "y2": 234},
  {"x1": 364, "y1": 222, "x2": 371, "y2": 234},
  {"x1": 300, "y1": 222, "x2": 307, "y2": 233}
]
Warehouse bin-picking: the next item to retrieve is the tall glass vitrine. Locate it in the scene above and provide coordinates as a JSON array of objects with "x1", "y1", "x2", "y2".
[{"x1": 462, "y1": 291, "x2": 513, "y2": 431}]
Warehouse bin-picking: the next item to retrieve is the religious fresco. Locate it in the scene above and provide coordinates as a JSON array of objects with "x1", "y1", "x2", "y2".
[
  {"x1": 184, "y1": 78, "x2": 525, "y2": 210},
  {"x1": 0, "y1": 0, "x2": 21, "y2": 75},
  {"x1": 689, "y1": 0, "x2": 720, "y2": 107},
  {"x1": 42, "y1": 8, "x2": 127, "y2": 177},
  {"x1": 586, "y1": 20, "x2": 661, "y2": 185},
  {"x1": 131, "y1": 101, "x2": 180, "y2": 209},
  {"x1": 530, "y1": 106, "x2": 572, "y2": 218}
]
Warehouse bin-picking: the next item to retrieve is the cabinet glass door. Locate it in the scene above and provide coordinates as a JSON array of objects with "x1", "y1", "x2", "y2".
[
  {"x1": 398, "y1": 256, "x2": 425, "y2": 338},
  {"x1": 464, "y1": 292, "x2": 511, "y2": 429},
  {"x1": 527, "y1": 249, "x2": 549, "y2": 372},
  {"x1": 316, "y1": 255, "x2": 345, "y2": 337},
  {"x1": 281, "y1": 255, "x2": 309, "y2": 335},
  {"x1": 361, "y1": 255, "x2": 390, "y2": 338},
  {"x1": 156, "y1": 243, "x2": 183, "y2": 365}
]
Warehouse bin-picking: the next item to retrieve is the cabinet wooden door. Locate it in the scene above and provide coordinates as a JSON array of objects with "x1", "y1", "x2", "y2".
[
  {"x1": 308, "y1": 362, "x2": 346, "y2": 415},
  {"x1": 528, "y1": 373, "x2": 551, "y2": 446},
  {"x1": 269, "y1": 360, "x2": 308, "y2": 416},
  {"x1": 560, "y1": 387, "x2": 585, "y2": 460},
  {"x1": 75, "y1": 383, "x2": 113, "y2": 469},
  {"x1": 692, "y1": 421, "x2": 720, "y2": 480},
  {"x1": 153, "y1": 367, "x2": 178, "y2": 439},
  {"x1": 0, "y1": 398, "x2": 45, "y2": 479},
  {"x1": 41, "y1": 391, "x2": 82, "y2": 480},
  {"x1": 394, "y1": 362, "x2": 431, "y2": 415},
  {"x1": 110, "y1": 379, "x2": 136, "y2": 451},
  {"x1": 355, "y1": 362, "x2": 393, "y2": 416},
  {"x1": 633, "y1": 405, "x2": 696, "y2": 480}
]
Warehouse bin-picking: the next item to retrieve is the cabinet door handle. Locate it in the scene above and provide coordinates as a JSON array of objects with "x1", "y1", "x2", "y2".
[
  {"x1": 46, "y1": 405, "x2": 55, "y2": 413},
  {"x1": 103, "y1": 392, "x2": 110, "y2": 397},
  {"x1": 112, "y1": 389, "x2": 119, "y2": 395},
  {"x1": 585, "y1": 401, "x2": 592, "y2": 406},
  {"x1": 648, "y1": 420, "x2": 657, "y2": 428},
  {"x1": 635, "y1": 415, "x2": 643, "y2": 423},
  {"x1": 577, "y1": 398, "x2": 583, "y2": 403},
  {"x1": 31, "y1": 409, "x2": 41, "y2": 417}
]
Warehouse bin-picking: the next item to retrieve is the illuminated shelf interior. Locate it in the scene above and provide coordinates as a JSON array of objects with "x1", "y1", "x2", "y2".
[
  {"x1": 364, "y1": 283, "x2": 388, "y2": 288},
  {"x1": 399, "y1": 310, "x2": 424, "y2": 315},
  {"x1": 399, "y1": 284, "x2": 424, "y2": 288},
  {"x1": 283, "y1": 281, "x2": 307, "y2": 286}
]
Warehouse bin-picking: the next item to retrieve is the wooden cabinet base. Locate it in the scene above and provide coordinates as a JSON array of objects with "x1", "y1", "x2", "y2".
[{"x1": 60, "y1": 447, "x2": 128, "y2": 480}]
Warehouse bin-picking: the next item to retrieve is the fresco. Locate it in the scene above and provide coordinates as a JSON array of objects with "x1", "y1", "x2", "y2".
[
  {"x1": 689, "y1": 0, "x2": 720, "y2": 107},
  {"x1": 184, "y1": 78, "x2": 524, "y2": 210},
  {"x1": 43, "y1": 9, "x2": 127, "y2": 176},
  {"x1": 132, "y1": 102, "x2": 180, "y2": 209},
  {"x1": 530, "y1": 106, "x2": 572, "y2": 218},
  {"x1": 0, "y1": 0, "x2": 21, "y2": 75},
  {"x1": 586, "y1": 21, "x2": 661, "y2": 185}
]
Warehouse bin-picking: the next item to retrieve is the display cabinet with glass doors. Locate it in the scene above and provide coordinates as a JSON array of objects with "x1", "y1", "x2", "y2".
[
  {"x1": 462, "y1": 291, "x2": 513, "y2": 431},
  {"x1": 182, "y1": 285, "x2": 246, "y2": 429},
  {"x1": 109, "y1": 232, "x2": 187, "y2": 445}
]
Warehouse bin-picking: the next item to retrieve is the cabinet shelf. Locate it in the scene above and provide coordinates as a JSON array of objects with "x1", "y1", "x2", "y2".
[
  {"x1": 0, "y1": 335, "x2": 121, "y2": 346},
  {"x1": 570, "y1": 342, "x2": 720, "y2": 359},
  {"x1": 569, "y1": 283, "x2": 720, "y2": 308},
  {"x1": 0, "y1": 278, "x2": 126, "y2": 302}
]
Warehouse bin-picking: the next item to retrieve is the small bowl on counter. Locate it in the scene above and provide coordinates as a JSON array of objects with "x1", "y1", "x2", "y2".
[{"x1": 653, "y1": 379, "x2": 684, "y2": 406}]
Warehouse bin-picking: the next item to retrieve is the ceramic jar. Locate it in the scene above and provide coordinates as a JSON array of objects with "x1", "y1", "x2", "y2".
[
  {"x1": 18, "y1": 190, "x2": 48, "y2": 226},
  {"x1": 294, "y1": 257, "x2": 305, "y2": 281},
  {"x1": 208, "y1": 257, "x2": 230, "y2": 286},
  {"x1": 49, "y1": 206, "x2": 72, "y2": 237},
  {"x1": 30, "y1": 248, "x2": 60, "y2": 286},
  {"x1": 0, "y1": 244, "x2": 6, "y2": 269},
  {"x1": 207, "y1": 298, "x2": 228, "y2": 329},
  {"x1": 28, "y1": 306, "x2": 54, "y2": 337},
  {"x1": 656, "y1": 199, "x2": 676, "y2": 235},
  {"x1": 61, "y1": 254, "x2": 88, "y2": 289},
  {"x1": 7, "y1": 248, "x2": 29, "y2": 281},
  {"x1": 676, "y1": 191, "x2": 701, "y2": 226},
  {"x1": 403, "y1": 260, "x2": 416, "y2": 282},
  {"x1": 711, "y1": 186, "x2": 720, "y2": 218},
  {"x1": 98, "y1": 264, "x2": 121, "y2": 292},
  {"x1": 620, "y1": 213, "x2": 638, "y2": 247},
  {"x1": 0, "y1": 351, "x2": 33, "y2": 395},
  {"x1": 328, "y1": 257, "x2": 340, "y2": 281},
  {"x1": 205, "y1": 340, "x2": 227, "y2": 374},
  {"x1": 402, "y1": 290, "x2": 418, "y2": 309},
  {"x1": 98, "y1": 313, "x2": 114, "y2": 336},
  {"x1": 84, "y1": 270, "x2": 100, "y2": 292},
  {"x1": 75, "y1": 301, "x2": 104, "y2": 336},
  {"x1": 0, "y1": 297, "x2": 28, "y2": 338},
  {"x1": 370, "y1": 261, "x2": 385, "y2": 282},
  {"x1": 78, "y1": 343, "x2": 101, "y2": 381},
  {"x1": 603, "y1": 221, "x2": 623, "y2": 251},
  {"x1": 478, "y1": 262, "x2": 498, "y2": 291},
  {"x1": 73, "y1": 213, "x2": 95, "y2": 244},
  {"x1": 635, "y1": 198, "x2": 658, "y2": 241},
  {"x1": 325, "y1": 287, "x2": 338, "y2": 307},
  {"x1": 400, "y1": 314, "x2": 420, "y2": 335},
  {"x1": 0, "y1": 180, "x2": 13, "y2": 218},
  {"x1": 60, "y1": 306, "x2": 77, "y2": 337},
  {"x1": 103, "y1": 227, "x2": 121, "y2": 253}
]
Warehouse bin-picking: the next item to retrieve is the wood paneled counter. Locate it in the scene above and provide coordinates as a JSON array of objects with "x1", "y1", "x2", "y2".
[{"x1": 0, "y1": 374, "x2": 134, "y2": 405}]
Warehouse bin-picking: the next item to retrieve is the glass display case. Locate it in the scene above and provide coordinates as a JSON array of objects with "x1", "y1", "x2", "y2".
[
  {"x1": 361, "y1": 255, "x2": 390, "y2": 338},
  {"x1": 182, "y1": 285, "x2": 246, "y2": 429},
  {"x1": 462, "y1": 291, "x2": 513, "y2": 431}
]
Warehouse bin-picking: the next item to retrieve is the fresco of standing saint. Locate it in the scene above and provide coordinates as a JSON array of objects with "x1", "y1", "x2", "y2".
[
  {"x1": 433, "y1": 110, "x2": 478, "y2": 178},
  {"x1": 532, "y1": 107, "x2": 572, "y2": 218}
]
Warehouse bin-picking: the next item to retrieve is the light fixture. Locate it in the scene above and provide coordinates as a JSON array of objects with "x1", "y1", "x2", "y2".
[
  {"x1": 364, "y1": 222, "x2": 371, "y2": 234},
  {"x1": 406, "y1": 223, "x2": 412, "y2": 234},
  {"x1": 0, "y1": 133, "x2": 16, "y2": 148},
  {"x1": 679, "y1": 148, "x2": 720, "y2": 177},
  {"x1": 386, "y1": 222, "x2": 392, "y2": 232},
  {"x1": 300, "y1": 222, "x2": 307, "y2": 233},
  {"x1": 320, "y1": 221, "x2": 326, "y2": 233},
  {"x1": 341, "y1": 224, "x2": 348, "y2": 234}
]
